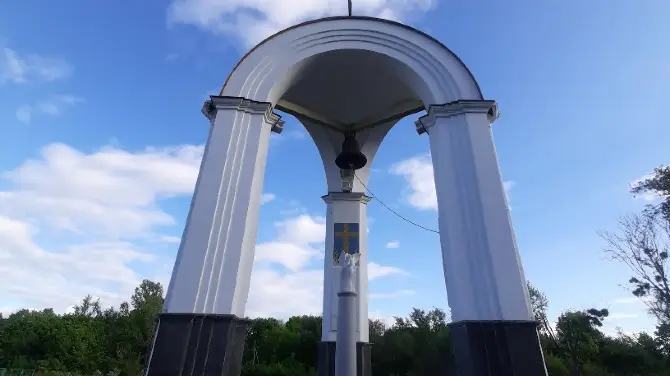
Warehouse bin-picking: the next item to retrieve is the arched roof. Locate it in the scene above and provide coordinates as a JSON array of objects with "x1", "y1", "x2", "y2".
[{"x1": 220, "y1": 16, "x2": 483, "y2": 106}]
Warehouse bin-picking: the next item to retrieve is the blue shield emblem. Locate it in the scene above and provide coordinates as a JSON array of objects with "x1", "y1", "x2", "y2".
[{"x1": 333, "y1": 223, "x2": 360, "y2": 264}]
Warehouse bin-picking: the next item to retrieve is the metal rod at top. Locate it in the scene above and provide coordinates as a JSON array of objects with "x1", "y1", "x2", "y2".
[{"x1": 348, "y1": 0, "x2": 352, "y2": 16}]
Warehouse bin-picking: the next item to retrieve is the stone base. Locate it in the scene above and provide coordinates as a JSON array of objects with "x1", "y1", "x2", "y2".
[
  {"x1": 449, "y1": 320, "x2": 548, "y2": 376},
  {"x1": 145, "y1": 313, "x2": 250, "y2": 376},
  {"x1": 317, "y1": 341, "x2": 372, "y2": 376}
]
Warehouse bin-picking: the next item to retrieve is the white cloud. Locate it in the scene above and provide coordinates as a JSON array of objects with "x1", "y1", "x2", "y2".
[
  {"x1": 503, "y1": 180, "x2": 516, "y2": 194},
  {"x1": 1, "y1": 142, "x2": 204, "y2": 238},
  {"x1": 610, "y1": 297, "x2": 641, "y2": 305},
  {"x1": 167, "y1": 0, "x2": 436, "y2": 47},
  {"x1": 254, "y1": 214, "x2": 326, "y2": 271},
  {"x1": 261, "y1": 192, "x2": 276, "y2": 204},
  {"x1": 275, "y1": 214, "x2": 326, "y2": 244},
  {"x1": 630, "y1": 173, "x2": 667, "y2": 202},
  {"x1": 0, "y1": 143, "x2": 204, "y2": 312},
  {"x1": 15, "y1": 105, "x2": 32, "y2": 123},
  {"x1": 246, "y1": 268, "x2": 324, "y2": 318},
  {"x1": 369, "y1": 262, "x2": 409, "y2": 279},
  {"x1": 255, "y1": 242, "x2": 319, "y2": 272},
  {"x1": 0, "y1": 142, "x2": 410, "y2": 320},
  {"x1": 159, "y1": 235, "x2": 183, "y2": 244},
  {"x1": 385, "y1": 240, "x2": 399, "y2": 249},
  {"x1": 389, "y1": 154, "x2": 436, "y2": 210},
  {"x1": 369, "y1": 310, "x2": 398, "y2": 327},
  {"x1": 1, "y1": 47, "x2": 72, "y2": 84},
  {"x1": 608, "y1": 313, "x2": 639, "y2": 320},
  {"x1": 15, "y1": 95, "x2": 84, "y2": 124},
  {"x1": 0, "y1": 216, "x2": 156, "y2": 313},
  {"x1": 390, "y1": 154, "x2": 515, "y2": 211}
]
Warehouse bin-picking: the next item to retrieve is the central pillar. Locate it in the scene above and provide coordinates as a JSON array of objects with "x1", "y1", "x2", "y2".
[
  {"x1": 144, "y1": 96, "x2": 283, "y2": 376},
  {"x1": 317, "y1": 192, "x2": 372, "y2": 376},
  {"x1": 299, "y1": 116, "x2": 394, "y2": 376},
  {"x1": 417, "y1": 100, "x2": 548, "y2": 376}
]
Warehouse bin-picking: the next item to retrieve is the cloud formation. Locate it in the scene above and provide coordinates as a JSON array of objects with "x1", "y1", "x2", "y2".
[
  {"x1": 368, "y1": 262, "x2": 408, "y2": 279},
  {"x1": 250, "y1": 213, "x2": 412, "y2": 318},
  {"x1": 1, "y1": 143, "x2": 204, "y2": 238},
  {"x1": 0, "y1": 142, "x2": 410, "y2": 319},
  {"x1": 0, "y1": 216, "x2": 156, "y2": 314},
  {"x1": 1, "y1": 47, "x2": 72, "y2": 84},
  {"x1": 630, "y1": 173, "x2": 668, "y2": 202},
  {"x1": 0, "y1": 143, "x2": 205, "y2": 312},
  {"x1": 385, "y1": 240, "x2": 400, "y2": 249},
  {"x1": 390, "y1": 154, "x2": 516, "y2": 211},
  {"x1": 16, "y1": 95, "x2": 84, "y2": 124},
  {"x1": 167, "y1": 0, "x2": 436, "y2": 46},
  {"x1": 255, "y1": 214, "x2": 327, "y2": 271}
]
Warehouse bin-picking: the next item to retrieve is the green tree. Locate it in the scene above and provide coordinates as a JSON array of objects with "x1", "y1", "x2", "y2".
[
  {"x1": 3, "y1": 280, "x2": 670, "y2": 375},
  {"x1": 555, "y1": 309, "x2": 608, "y2": 376},
  {"x1": 528, "y1": 281, "x2": 560, "y2": 343},
  {"x1": 372, "y1": 308, "x2": 452, "y2": 376},
  {"x1": 631, "y1": 165, "x2": 670, "y2": 222},
  {"x1": 127, "y1": 280, "x2": 164, "y2": 372},
  {"x1": 597, "y1": 331, "x2": 667, "y2": 376},
  {"x1": 601, "y1": 211, "x2": 670, "y2": 354}
]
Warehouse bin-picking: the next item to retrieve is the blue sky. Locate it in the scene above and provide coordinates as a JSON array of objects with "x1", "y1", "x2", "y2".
[{"x1": 1, "y1": 0, "x2": 668, "y2": 335}]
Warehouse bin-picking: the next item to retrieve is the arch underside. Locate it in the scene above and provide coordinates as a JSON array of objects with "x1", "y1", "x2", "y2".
[{"x1": 220, "y1": 17, "x2": 484, "y2": 135}]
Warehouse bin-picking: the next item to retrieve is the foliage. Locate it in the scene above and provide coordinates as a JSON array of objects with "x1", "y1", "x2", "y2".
[
  {"x1": 602, "y1": 165, "x2": 670, "y2": 354},
  {"x1": 631, "y1": 165, "x2": 670, "y2": 222},
  {"x1": 528, "y1": 281, "x2": 559, "y2": 346},
  {"x1": 554, "y1": 309, "x2": 609, "y2": 376},
  {"x1": 3, "y1": 168, "x2": 669, "y2": 376},
  {"x1": 1, "y1": 281, "x2": 668, "y2": 376},
  {"x1": 0, "y1": 281, "x2": 163, "y2": 376},
  {"x1": 602, "y1": 213, "x2": 670, "y2": 323}
]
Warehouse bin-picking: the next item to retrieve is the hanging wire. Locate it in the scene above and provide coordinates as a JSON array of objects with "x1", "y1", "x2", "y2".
[{"x1": 352, "y1": 170, "x2": 440, "y2": 234}]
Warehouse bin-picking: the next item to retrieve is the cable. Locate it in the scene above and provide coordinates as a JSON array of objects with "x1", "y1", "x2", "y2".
[{"x1": 352, "y1": 170, "x2": 440, "y2": 234}]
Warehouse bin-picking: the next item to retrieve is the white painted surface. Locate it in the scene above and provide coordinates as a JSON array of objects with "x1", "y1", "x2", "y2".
[
  {"x1": 339, "y1": 252, "x2": 360, "y2": 294},
  {"x1": 221, "y1": 18, "x2": 483, "y2": 111},
  {"x1": 321, "y1": 192, "x2": 370, "y2": 342},
  {"x1": 162, "y1": 18, "x2": 533, "y2": 333},
  {"x1": 335, "y1": 290, "x2": 358, "y2": 376},
  {"x1": 163, "y1": 97, "x2": 283, "y2": 316},
  {"x1": 298, "y1": 118, "x2": 395, "y2": 342},
  {"x1": 417, "y1": 101, "x2": 533, "y2": 322},
  {"x1": 300, "y1": 117, "x2": 396, "y2": 193}
]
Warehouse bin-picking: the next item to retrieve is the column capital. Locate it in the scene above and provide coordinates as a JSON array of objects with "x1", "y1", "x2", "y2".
[
  {"x1": 202, "y1": 96, "x2": 284, "y2": 133},
  {"x1": 415, "y1": 99, "x2": 498, "y2": 135},
  {"x1": 322, "y1": 192, "x2": 372, "y2": 204}
]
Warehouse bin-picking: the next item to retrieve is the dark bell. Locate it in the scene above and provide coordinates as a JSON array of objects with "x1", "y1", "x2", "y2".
[{"x1": 335, "y1": 133, "x2": 367, "y2": 170}]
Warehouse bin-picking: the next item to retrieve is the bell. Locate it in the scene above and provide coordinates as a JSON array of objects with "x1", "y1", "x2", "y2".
[{"x1": 335, "y1": 133, "x2": 367, "y2": 170}]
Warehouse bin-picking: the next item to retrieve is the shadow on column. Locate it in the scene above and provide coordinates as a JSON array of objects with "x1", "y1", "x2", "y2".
[
  {"x1": 449, "y1": 320, "x2": 548, "y2": 376},
  {"x1": 317, "y1": 342, "x2": 372, "y2": 376},
  {"x1": 145, "y1": 313, "x2": 251, "y2": 376}
]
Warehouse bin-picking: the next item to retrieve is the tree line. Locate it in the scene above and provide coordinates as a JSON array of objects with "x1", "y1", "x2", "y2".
[{"x1": 0, "y1": 166, "x2": 668, "y2": 376}]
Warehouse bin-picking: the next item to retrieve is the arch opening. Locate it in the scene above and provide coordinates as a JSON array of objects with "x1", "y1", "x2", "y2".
[{"x1": 274, "y1": 49, "x2": 427, "y2": 132}]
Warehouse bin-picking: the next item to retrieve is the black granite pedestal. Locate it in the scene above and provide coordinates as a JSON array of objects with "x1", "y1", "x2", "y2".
[
  {"x1": 449, "y1": 320, "x2": 548, "y2": 376},
  {"x1": 317, "y1": 341, "x2": 372, "y2": 376},
  {"x1": 145, "y1": 313, "x2": 251, "y2": 376}
]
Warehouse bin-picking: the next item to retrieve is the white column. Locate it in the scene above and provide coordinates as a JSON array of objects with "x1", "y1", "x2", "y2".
[
  {"x1": 321, "y1": 192, "x2": 370, "y2": 342},
  {"x1": 163, "y1": 96, "x2": 283, "y2": 316},
  {"x1": 417, "y1": 100, "x2": 533, "y2": 322},
  {"x1": 335, "y1": 265, "x2": 358, "y2": 376}
]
